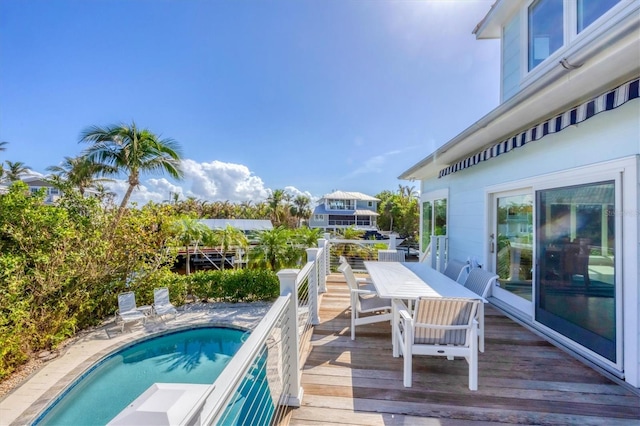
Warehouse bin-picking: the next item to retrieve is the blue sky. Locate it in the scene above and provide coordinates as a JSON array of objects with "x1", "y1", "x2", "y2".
[{"x1": 0, "y1": 0, "x2": 499, "y2": 205}]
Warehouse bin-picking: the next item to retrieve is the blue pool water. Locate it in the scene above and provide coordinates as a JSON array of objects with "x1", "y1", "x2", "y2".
[{"x1": 33, "y1": 327, "x2": 246, "y2": 426}]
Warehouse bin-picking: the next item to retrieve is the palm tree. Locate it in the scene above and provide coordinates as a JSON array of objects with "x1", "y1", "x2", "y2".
[
  {"x1": 267, "y1": 189, "x2": 289, "y2": 226},
  {"x1": 250, "y1": 226, "x2": 291, "y2": 270},
  {"x1": 4, "y1": 160, "x2": 30, "y2": 181},
  {"x1": 0, "y1": 141, "x2": 7, "y2": 153},
  {"x1": 79, "y1": 121, "x2": 183, "y2": 218},
  {"x1": 46, "y1": 155, "x2": 113, "y2": 196},
  {"x1": 214, "y1": 225, "x2": 249, "y2": 269},
  {"x1": 170, "y1": 217, "x2": 211, "y2": 275},
  {"x1": 290, "y1": 195, "x2": 311, "y2": 228}
]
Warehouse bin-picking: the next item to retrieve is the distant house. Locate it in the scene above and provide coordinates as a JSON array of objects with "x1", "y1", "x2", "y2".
[
  {"x1": 400, "y1": 1, "x2": 639, "y2": 389},
  {"x1": 22, "y1": 177, "x2": 62, "y2": 205},
  {"x1": 308, "y1": 191, "x2": 379, "y2": 232}
]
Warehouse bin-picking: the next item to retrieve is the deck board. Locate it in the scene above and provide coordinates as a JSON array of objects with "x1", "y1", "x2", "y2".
[{"x1": 287, "y1": 273, "x2": 640, "y2": 425}]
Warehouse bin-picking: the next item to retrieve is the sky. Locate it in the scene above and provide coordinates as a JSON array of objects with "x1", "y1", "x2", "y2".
[{"x1": 0, "y1": 0, "x2": 500, "y2": 206}]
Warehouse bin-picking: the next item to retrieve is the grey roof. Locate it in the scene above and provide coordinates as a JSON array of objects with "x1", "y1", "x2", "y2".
[
  {"x1": 198, "y1": 219, "x2": 273, "y2": 232},
  {"x1": 320, "y1": 191, "x2": 379, "y2": 202}
]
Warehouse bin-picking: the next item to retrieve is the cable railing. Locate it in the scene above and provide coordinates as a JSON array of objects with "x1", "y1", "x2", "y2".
[{"x1": 180, "y1": 238, "x2": 330, "y2": 426}]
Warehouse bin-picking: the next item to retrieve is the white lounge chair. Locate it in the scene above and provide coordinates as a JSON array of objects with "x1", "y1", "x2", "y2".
[
  {"x1": 153, "y1": 287, "x2": 178, "y2": 321},
  {"x1": 395, "y1": 297, "x2": 481, "y2": 390},
  {"x1": 338, "y1": 263, "x2": 392, "y2": 340},
  {"x1": 443, "y1": 259, "x2": 471, "y2": 284},
  {"x1": 116, "y1": 291, "x2": 147, "y2": 332}
]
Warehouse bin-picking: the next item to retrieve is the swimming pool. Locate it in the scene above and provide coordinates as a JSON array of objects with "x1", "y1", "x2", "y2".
[{"x1": 33, "y1": 327, "x2": 247, "y2": 426}]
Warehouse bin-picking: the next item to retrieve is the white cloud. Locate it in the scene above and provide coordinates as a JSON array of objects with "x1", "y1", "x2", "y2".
[
  {"x1": 343, "y1": 148, "x2": 405, "y2": 179},
  {"x1": 104, "y1": 159, "x2": 319, "y2": 207},
  {"x1": 182, "y1": 159, "x2": 269, "y2": 202}
]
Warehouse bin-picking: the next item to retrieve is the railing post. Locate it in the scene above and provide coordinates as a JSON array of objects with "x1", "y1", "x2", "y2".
[
  {"x1": 323, "y1": 233, "x2": 331, "y2": 276},
  {"x1": 306, "y1": 248, "x2": 321, "y2": 325},
  {"x1": 389, "y1": 233, "x2": 397, "y2": 250},
  {"x1": 277, "y1": 269, "x2": 304, "y2": 407},
  {"x1": 317, "y1": 239, "x2": 328, "y2": 293}
]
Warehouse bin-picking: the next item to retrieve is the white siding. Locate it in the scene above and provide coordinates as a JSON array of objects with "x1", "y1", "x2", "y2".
[
  {"x1": 501, "y1": 13, "x2": 520, "y2": 102},
  {"x1": 421, "y1": 100, "x2": 640, "y2": 386}
]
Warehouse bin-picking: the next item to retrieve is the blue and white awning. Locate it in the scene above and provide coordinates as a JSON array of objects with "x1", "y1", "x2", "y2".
[{"x1": 438, "y1": 77, "x2": 640, "y2": 178}]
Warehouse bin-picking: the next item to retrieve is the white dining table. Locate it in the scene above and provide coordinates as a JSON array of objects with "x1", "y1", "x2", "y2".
[{"x1": 363, "y1": 261, "x2": 487, "y2": 354}]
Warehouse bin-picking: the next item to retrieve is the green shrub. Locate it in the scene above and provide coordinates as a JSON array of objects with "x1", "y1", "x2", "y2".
[{"x1": 186, "y1": 269, "x2": 279, "y2": 303}]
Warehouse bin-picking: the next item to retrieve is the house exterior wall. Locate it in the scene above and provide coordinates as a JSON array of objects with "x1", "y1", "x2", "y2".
[
  {"x1": 421, "y1": 100, "x2": 639, "y2": 386},
  {"x1": 501, "y1": 12, "x2": 520, "y2": 102}
]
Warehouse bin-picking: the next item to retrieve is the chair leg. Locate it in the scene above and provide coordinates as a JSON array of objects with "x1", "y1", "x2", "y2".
[
  {"x1": 469, "y1": 327, "x2": 478, "y2": 391},
  {"x1": 351, "y1": 306, "x2": 356, "y2": 341},
  {"x1": 403, "y1": 347, "x2": 412, "y2": 387}
]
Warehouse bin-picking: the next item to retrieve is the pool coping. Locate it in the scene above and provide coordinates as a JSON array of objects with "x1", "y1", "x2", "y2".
[{"x1": 0, "y1": 302, "x2": 272, "y2": 426}]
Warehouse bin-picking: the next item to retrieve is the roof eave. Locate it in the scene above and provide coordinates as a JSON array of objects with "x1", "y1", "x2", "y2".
[{"x1": 473, "y1": 0, "x2": 521, "y2": 39}]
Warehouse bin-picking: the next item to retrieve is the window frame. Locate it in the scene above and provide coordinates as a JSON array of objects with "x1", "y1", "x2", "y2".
[{"x1": 520, "y1": 0, "x2": 628, "y2": 85}]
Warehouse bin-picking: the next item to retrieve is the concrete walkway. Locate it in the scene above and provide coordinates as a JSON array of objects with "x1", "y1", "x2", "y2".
[{"x1": 0, "y1": 302, "x2": 271, "y2": 426}]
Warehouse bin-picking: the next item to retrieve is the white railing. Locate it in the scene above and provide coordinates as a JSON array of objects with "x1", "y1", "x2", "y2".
[
  {"x1": 429, "y1": 235, "x2": 448, "y2": 271},
  {"x1": 180, "y1": 239, "x2": 330, "y2": 425}
]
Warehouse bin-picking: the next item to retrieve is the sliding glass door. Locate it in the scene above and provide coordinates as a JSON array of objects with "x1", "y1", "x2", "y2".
[
  {"x1": 491, "y1": 190, "x2": 534, "y2": 313},
  {"x1": 535, "y1": 181, "x2": 616, "y2": 361}
]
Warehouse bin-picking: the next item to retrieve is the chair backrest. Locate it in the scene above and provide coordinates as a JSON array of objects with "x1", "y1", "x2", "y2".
[
  {"x1": 412, "y1": 297, "x2": 479, "y2": 345},
  {"x1": 337, "y1": 262, "x2": 357, "y2": 291},
  {"x1": 153, "y1": 287, "x2": 171, "y2": 306},
  {"x1": 378, "y1": 249, "x2": 406, "y2": 262},
  {"x1": 118, "y1": 291, "x2": 138, "y2": 314},
  {"x1": 464, "y1": 268, "x2": 499, "y2": 298},
  {"x1": 443, "y1": 259, "x2": 470, "y2": 284}
]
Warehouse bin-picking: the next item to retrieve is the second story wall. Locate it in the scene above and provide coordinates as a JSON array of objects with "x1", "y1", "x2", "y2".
[{"x1": 502, "y1": 12, "x2": 520, "y2": 101}]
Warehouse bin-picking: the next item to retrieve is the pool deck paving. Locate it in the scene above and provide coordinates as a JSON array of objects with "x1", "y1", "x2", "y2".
[{"x1": 0, "y1": 302, "x2": 271, "y2": 426}]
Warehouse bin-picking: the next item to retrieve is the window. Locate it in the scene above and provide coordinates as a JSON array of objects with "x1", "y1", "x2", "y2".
[
  {"x1": 421, "y1": 191, "x2": 448, "y2": 250},
  {"x1": 536, "y1": 181, "x2": 616, "y2": 361},
  {"x1": 314, "y1": 214, "x2": 324, "y2": 221},
  {"x1": 528, "y1": 0, "x2": 564, "y2": 71},
  {"x1": 367, "y1": 201, "x2": 373, "y2": 207},
  {"x1": 577, "y1": 0, "x2": 620, "y2": 33}
]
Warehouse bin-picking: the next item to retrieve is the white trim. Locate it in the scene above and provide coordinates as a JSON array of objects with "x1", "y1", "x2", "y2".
[{"x1": 484, "y1": 156, "x2": 636, "y2": 376}]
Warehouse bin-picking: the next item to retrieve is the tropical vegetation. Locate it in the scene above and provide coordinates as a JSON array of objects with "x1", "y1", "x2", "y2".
[{"x1": 0, "y1": 131, "x2": 420, "y2": 384}]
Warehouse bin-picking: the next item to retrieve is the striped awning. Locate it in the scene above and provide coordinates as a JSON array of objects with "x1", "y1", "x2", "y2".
[{"x1": 439, "y1": 77, "x2": 639, "y2": 178}]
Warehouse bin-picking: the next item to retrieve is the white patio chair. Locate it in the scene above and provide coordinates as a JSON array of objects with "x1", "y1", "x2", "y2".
[
  {"x1": 338, "y1": 263, "x2": 392, "y2": 340},
  {"x1": 116, "y1": 291, "x2": 147, "y2": 332},
  {"x1": 463, "y1": 268, "x2": 499, "y2": 298},
  {"x1": 377, "y1": 249, "x2": 406, "y2": 262},
  {"x1": 463, "y1": 267, "x2": 499, "y2": 352},
  {"x1": 395, "y1": 297, "x2": 481, "y2": 390},
  {"x1": 443, "y1": 259, "x2": 471, "y2": 284},
  {"x1": 339, "y1": 255, "x2": 374, "y2": 289},
  {"x1": 153, "y1": 287, "x2": 178, "y2": 321}
]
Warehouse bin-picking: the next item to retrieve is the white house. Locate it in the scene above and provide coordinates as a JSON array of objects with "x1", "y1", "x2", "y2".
[
  {"x1": 400, "y1": 0, "x2": 639, "y2": 390},
  {"x1": 308, "y1": 191, "x2": 379, "y2": 232},
  {"x1": 22, "y1": 176, "x2": 63, "y2": 204}
]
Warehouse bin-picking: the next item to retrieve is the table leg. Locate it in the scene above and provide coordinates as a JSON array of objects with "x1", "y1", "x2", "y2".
[
  {"x1": 392, "y1": 300, "x2": 399, "y2": 357},
  {"x1": 479, "y1": 302, "x2": 485, "y2": 353}
]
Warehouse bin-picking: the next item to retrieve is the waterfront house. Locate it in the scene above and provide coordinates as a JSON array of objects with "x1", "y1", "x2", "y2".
[
  {"x1": 399, "y1": 0, "x2": 639, "y2": 390},
  {"x1": 22, "y1": 176, "x2": 63, "y2": 204},
  {"x1": 308, "y1": 190, "x2": 380, "y2": 232}
]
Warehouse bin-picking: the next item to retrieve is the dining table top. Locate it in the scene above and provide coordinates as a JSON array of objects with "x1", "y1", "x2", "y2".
[{"x1": 363, "y1": 261, "x2": 485, "y2": 302}]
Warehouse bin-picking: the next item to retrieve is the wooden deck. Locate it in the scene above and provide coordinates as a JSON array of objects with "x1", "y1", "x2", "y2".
[{"x1": 287, "y1": 273, "x2": 640, "y2": 425}]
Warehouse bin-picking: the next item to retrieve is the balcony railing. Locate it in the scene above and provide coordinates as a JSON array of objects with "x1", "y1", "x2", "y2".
[{"x1": 180, "y1": 241, "x2": 329, "y2": 425}]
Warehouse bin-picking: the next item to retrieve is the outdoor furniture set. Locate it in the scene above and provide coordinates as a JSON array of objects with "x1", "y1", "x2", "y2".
[
  {"x1": 339, "y1": 257, "x2": 498, "y2": 390},
  {"x1": 115, "y1": 288, "x2": 178, "y2": 332}
]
